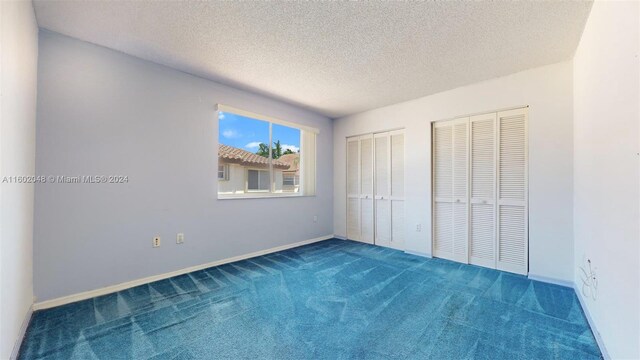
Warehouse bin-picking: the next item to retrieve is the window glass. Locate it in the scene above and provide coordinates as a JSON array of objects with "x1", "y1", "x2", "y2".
[{"x1": 273, "y1": 123, "x2": 301, "y2": 193}]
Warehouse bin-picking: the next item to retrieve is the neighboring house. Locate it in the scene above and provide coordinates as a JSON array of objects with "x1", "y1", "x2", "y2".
[
  {"x1": 218, "y1": 144, "x2": 299, "y2": 194},
  {"x1": 277, "y1": 153, "x2": 301, "y2": 193}
]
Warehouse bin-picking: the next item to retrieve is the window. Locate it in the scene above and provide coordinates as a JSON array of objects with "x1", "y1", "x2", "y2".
[
  {"x1": 247, "y1": 169, "x2": 270, "y2": 191},
  {"x1": 217, "y1": 105, "x2": 317, "y2": 198},
  {"x1": 283, "y1": 175, "x2": 300, "y2": 187},
  {"x1": 283, "y1": 175, "x2": 295, "y2": 186},
  {"x1": 218, "y1": 164, "x2": 229, "y2": 180}
]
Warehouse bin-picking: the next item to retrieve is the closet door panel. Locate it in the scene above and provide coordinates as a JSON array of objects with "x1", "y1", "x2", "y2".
[
  {"x1": 347, "y1": 198, "x2": 360, "y2": 240},
  {"x1": 360, "y1": 135, "x2": 375, "y2": 244},
  {"x1": 452, "y1": 119, "x2": 469, "y2": 263},
  {"x1": 375, "y1": 200, "x2": 391, "y2": 247},
  {"x1": 361, "y1": 199, "x2": 374, "y2": 244},
  {"x1": 434, "y1": 202, "x2": 454, "y2": 256},
  {"x1": 375, "y1": 135, "x2": 389, "y2": 197},
  {"x1": 432, "y1": 122, "x2": 455, "y2": 259},
  {"x1": 391, "y1": 132, "x2": 405, "y2": 198},
  {"x1": 346, "y1": 138, "x2": 360, "y2": 241},
  {"x1": 374, "y1": 133, "x2": 392, "y2": 247},
  {"x1": 469, "y1": 203, "x2": 495, "y2": 267},
  {"x1": 469, "y1": 113, "x2": 496, "y2": 268},
  {"x1": 391, "y1": 201, "x2": 405, "y2": 249},
  {"x1": 496, "y1": 108, "x2": 528, "y2": 275},
  {"x1": 389, "y1": 130, "x2": 405, "y2": 250}
]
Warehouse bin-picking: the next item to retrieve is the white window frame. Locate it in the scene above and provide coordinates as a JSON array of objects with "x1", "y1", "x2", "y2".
[{"x1": 216, "y1": 105, "x2": 318, "y2": 200}]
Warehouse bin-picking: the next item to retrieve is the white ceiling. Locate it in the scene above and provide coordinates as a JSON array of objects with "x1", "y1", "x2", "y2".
[{"x1": 33, "y1": 1, "x2": 592, "y2": 118}]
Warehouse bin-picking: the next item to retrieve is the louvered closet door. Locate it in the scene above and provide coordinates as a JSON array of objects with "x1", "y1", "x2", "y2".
[
  {"x1": 346, "y1": 137, "x2": 361, "y2": 241},
  {"x1": 389, "y1": 130, "x2": 405, "y2": 250},
  {"x1": 496, "y1": 108, "x2": 528, "y2": 275},
  {"x1": 451, "y1": 119, "x2": 469, "y2": 263},
  {"x1": 433, "y1": 119, "x2": 468, "y2": 262},
  {"x1": 469, "y1": 113, "x2": 497, "y2": 268},
  {"x1": 360, "y1": 135, "x2": 375, "y2": 244},
  {"x1": 374, "y1": 133, "x2": 391, "y2": 248},
  {"x1": 432, "y1": 121, "x2": 455, "y2": 260}
]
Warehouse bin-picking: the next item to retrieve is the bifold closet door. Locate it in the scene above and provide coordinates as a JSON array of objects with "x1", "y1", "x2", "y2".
[
  {"x1": 347, "y1": 131, "x2": 405, "y2": 249},
  {"x1": 433, "y1": 119, "x2": 468, "y2": 262},
  {"x1": 496, "y1": 108, "x2": 528, "y2": 275},
  {"x1": 346, "y1": 137, "x2": 360, "y2": 241},
  {"x1": 469, "y1": 113, "x2": 497, "y2": 268},
  {"x1": 360, "y1": 135, "x2": 375, "y2": 244}
]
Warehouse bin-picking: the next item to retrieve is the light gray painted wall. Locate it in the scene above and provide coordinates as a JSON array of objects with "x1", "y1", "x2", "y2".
[
  {"x1": 34, "y1": 31, "x2": 333, "y2": 302},
  {"x1": 334, "y1": 61, "x2": 575, "y2": 283},
  {"x1": 573, "y1": 1, "x2": 639, "y2": 358},
  {"x1": 0, "y1": 1, "x2": 38, "y2": 358}
]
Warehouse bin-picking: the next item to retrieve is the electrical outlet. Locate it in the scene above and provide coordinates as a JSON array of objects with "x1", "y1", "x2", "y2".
[
  {"x1": 313, "y1": 215, "x2": 318, "y2": 223},
  {"x1": 416, "y1": 224, "x2": 422, "y2": 232},
  {"x1": 176, "y1": 233, "x2": 185, "y2": 244},
  {"x1": 153, "y1": 236, "x2": 161, "y2": 248}
]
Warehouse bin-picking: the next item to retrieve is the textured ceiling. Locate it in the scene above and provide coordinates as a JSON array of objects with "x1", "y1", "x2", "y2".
[{"x1": 33, "y1": 1, "x2": 592, "y2": 118}]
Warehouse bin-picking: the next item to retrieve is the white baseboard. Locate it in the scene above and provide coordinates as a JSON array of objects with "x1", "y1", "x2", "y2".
[
  {"x1": 527, "y1": 273, "x2": 574, "y2": 288},
  {"x1": 574, "y1": 285, "x2": 610, "y2": 360},
  {"x1": 33, "y1": 235, "x2": 334, "y2": 311},
  {"x1": 10, "y1": 305, "x2": 33, "y2": 360},
  {"x1": 525, "y1": 274, "x2": 609, "y2": 359},
  {"x1": 333, "y1": 235, "x2": 347, "y2": 240}
]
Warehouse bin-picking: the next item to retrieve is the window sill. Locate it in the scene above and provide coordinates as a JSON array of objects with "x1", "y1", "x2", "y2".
[{"x1": 217, "y1": 193, "x2": 312, "y2": 200}]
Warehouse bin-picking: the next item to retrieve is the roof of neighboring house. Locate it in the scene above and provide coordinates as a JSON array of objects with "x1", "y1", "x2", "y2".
[
  {"x1": 278, "y1": 153, "x2": 300, "y2": 174},
  {"x1": 218, "y1": 144, "x2": 289, "y2": 169}
]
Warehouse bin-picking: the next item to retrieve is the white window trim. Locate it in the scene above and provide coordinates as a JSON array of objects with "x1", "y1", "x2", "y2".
[{"x1": 216, "y1": 104, "x2": 320, "y2": 135}]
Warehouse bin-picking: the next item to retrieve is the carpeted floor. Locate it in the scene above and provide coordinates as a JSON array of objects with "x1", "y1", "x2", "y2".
[{"x1": 19, "y1": 239, "x2": 601, "y2": 359}]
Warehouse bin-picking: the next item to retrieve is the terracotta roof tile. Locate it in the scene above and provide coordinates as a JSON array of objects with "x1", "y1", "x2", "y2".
[
  {"x1": 278, "y1": 153, "x2": 300, "y2": 172},
  {"x1": 218, "y1": 144, "x2": 289, "y2": 169}
]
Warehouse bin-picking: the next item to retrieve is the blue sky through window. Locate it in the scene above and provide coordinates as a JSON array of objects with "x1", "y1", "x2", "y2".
[{"x1": 219, "y1": 111, "x2": 301, "y2": 153}]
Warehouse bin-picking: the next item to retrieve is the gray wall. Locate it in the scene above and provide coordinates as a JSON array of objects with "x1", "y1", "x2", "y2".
[
  {"x1": 34, "y1": 31, "x2": 333, "y2": 302},
  {"x1": 1, "y1": 1, "x2": 38, "y2": 358}
]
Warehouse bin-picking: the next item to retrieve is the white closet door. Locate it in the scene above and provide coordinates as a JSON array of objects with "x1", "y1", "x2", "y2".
[
  {"x1": 469, "y1": 113, "x2": 496, "y2": 268},
  {"x1": 346, "y1": 137, "x2": 361, "y2": 241},
  {"x1": 496, "y1": 108, "x2": 528, "y2": 275},
  {"x1": 432, "y1": 121, "x2": 455, "y2": 260},
  {"x1": 360, "y1": 135, "x2": 375, "y2": 244},
  {"x1": 452, "y1": 119, "x2": 469, "y2": 263},
  {"x1": 390, "y1": 130, "x2": 405, "y2": 250},
  {"x1": 374, "y1": 133, "x2": 391, "y2": 247}
]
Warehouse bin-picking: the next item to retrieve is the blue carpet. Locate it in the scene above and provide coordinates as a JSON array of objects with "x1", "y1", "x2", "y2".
[{"x1": 20, "y1": 239, "x2": 601, "y2": 359}]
